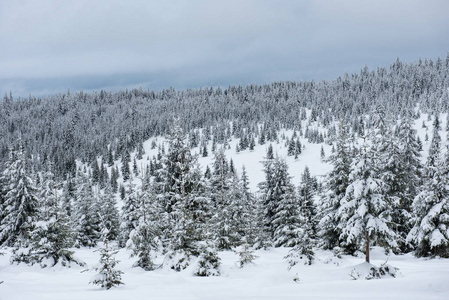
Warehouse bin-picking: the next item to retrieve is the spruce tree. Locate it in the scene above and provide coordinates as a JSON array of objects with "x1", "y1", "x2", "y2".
[
  {"x1": 318, "y1": 123, "x2": 352, "y2": 250},
  {"x1": 287, "y1": 138, "x2": 296, "y2": 156},
  {"x1": 236, "y1": 242, "x2": 258, "y2": 268},
  {"x1": 194, "y1": 242, "x2": 221, "y2": 277},
  {"x1": 210, "y1": 149, "x2": 238, "y2": 250},
  {"x1": 62, "y1": 176, "x2": 76, "y2": 217},
  {"x1": 271, "y1": 158, "x2": 301, "y2": 247},
  {"x1": 337, "y1": 139, "x2": 397, "y2": 262},
  {"x1": 239, "y1": 166, "x2": 259, "y2": 246},
  {"x1": 0, "y1": 145, "x2": 40, "y2": 247},
  {"x1": 98, "y1": 186, "x2": 120, "y2": 241},
  {"x1": 257, "y1": 147, "x2": 278, "y2": 246},
  {"x1": 407, "y1": 127, "x2": 449, "y2": 257},
  {"x1": 73, "y1": 174, "x2": 101, "y2": 247},
  {"x1": 90, "y1": 221, "x2": 124, "y2": 290},
  {"x1": 16, "y1": 179, "x2": 81, "y2": 267},
  {"x1": 127, "y1": 182, "x2": 160, "y2": 271},
  {"x1": 284, "y1": 219, "x2": 315, "y2": 267},
  {"x1": 284, "y1": 167, "x2": 317, "y2": 267},
  {"x1": 382, "y1": 114, "x2": 421, "y2": 252},
  {"x1": 118, "y1": 182, "x2": 140, "y2": 247},
  {"x1": 121, "y1": 150, "x2": 131, "y2": 182},
  {"x1": 162, "y1": 118, "x2": 210, "y2": 270}
]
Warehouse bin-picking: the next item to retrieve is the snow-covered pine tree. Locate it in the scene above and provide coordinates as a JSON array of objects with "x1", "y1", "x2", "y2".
[
  {"x1": 338, "y1": 107, "x2": 398, "y2": 262},
  {"x1": 257, "y1": 146, "x2": 278, "y2": 247},
  {"x1": 337, "y1": 138, "x2": 398, "y2": 263},
  {"x1": 0, "y1": 145, "x2": 40, "y2": 247},
  {"x1": 0, "y1": 172, "x2": 5, "y2": 230},
  {"x1": 118, "y1": 182, "x2": 140, "y2": 247},
  {"x1": 298, "y1": 166, "x2": 318, "y2": 230},
  {"x1": 236, "y1": 240, "x2": 258, "y2": 268},
  {"x1": 127, "y1": 182, "x2": 160, "y2": 271},
  {"x1": 188, "y1": 163, "x2": 212, "y2": 247},
  {"x1": 227, "y1": 161, "x2": 246, "y2": 247},
  {"x1": 14, "y1": 168, "x2": 83, "y2": 267},
  {"x1": 73, "y1": 174, "x2": 101, "y2": 247},
  {"x1": 294, "y1": 139, "x2": 302, "y2": 159},
  {"x1": 407, "y1": 124, "x2": 449, "y2": 258},
  {"x1": 162, "y1": 118, "x2": 208, "y2": 270},
  {"x1": 121, "y1": 149, "x2": 131, "y2": 182},
  {"x1": 239, "y1": 166, "x2": 259, "y2": 246},
  {"x1": 209, "y1": 149, "x2": 236, "y2": 250},
  {"x1": 271, "y1": 158, "x2": 301, "y2": 247},
  {"x1": 90, "y1": 220, "x2": 124, "y2": 290},
  {"x1": 318, "y1": 123, "x2": 353, "y2": 250},
  {"x1": 172, "y1": 183, "x2": 205, "y2": 258},
  {"x1": 284, "y1": 218, "x2": 315, "y2": 268},
  {"x1": 98, "y1": 186, "x2": 120, "y2": 241},
  {"x1": 287, "y1": 138, "x2": 296, "y2": 156},
  {"x1": 194, "y1": 242, "x2": 221, "y2": 277},
  {"x1": 13, "y1": 166, "x2": 82, "y2": 267},
  {"x1": 284, "y1": 166, "x2": 318, "y2": 267},
  {"x1": 61, "y1": 175, "x2": 76, "y2": 218},
  {"x1": 383, "y1": 113, "x2": 421, "y2": 252}
]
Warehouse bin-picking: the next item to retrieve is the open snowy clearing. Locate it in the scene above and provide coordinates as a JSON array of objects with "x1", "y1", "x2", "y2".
[{"x1": 1, "y1": 247, "x2": 448, "y2": 300}]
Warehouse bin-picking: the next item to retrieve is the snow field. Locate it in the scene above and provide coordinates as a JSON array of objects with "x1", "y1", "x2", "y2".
[{"x1": 1, "y1": 246, "x2": 448, "y2": 300}]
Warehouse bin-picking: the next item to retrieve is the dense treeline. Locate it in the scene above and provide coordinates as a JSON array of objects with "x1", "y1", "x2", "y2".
[{"x1": 1, "y1": 56, "x2": 448, "y2": 179}]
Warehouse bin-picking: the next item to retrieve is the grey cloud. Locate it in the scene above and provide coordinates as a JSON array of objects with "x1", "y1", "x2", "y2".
[{"x1": 1, "y1": 0, "x2": 448, "y2": 97}]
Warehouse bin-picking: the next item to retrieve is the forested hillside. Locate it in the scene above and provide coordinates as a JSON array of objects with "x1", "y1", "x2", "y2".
[
  {"x1": 1, "y1": 56, "x2": 448, "y2": 178},
  {"x1": 1, "y1": 56, "x2": 449, "y2": 288}
]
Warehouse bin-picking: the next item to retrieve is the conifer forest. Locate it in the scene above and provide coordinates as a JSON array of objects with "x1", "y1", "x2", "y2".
[{"x1": 1, "y1": 55, "x2": 449, "y2": 298}]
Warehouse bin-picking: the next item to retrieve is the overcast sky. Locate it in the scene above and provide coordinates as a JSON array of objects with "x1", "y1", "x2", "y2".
[{"x1": 1, "y1": 0, "x2": 448, "y2": 97}]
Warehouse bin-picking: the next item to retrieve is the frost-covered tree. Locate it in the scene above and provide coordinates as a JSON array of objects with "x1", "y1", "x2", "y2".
[
  {"x1": 73, "y1": 174, "x2": 101, "y2": 247},
  {"x1": 284, "y1": 167, "x2": 318, "y2": 267},
  {"x1": 284, "y1": 219, "x2": 315, "y2": 268},
  {"x1": 337, "y1": 139, "x2": 397, "y2": 262},
  {"x1": 257, "y1": 148, "x2": 278, "y2": 246},
  {"x1": 298, "y1": 166, "x2": 318, "y2": 228},
  {"x1": 210, "y1": 149, "x2": 238, "y2": 250},
  {"x1": 271, "y1": 158, "x2": 301, "y2": 247},
  {"x1": 0, "y1": 145, "x2": 40, "y2": 247},
  {"x1": 162, "y1": 118, "x2": 211, "y2": 270},
  {"x1": 61, "y1": 176, "x2": 76, "y2": 218},
  {"x1": 318, "y1": 123, "x2": 352, "y2": 250},
  {"x1": 118, "y1": 182, "x2": 140, "y2": 247},
  {"x1": 236, "y1": 166, "x2": 259, "y2": 247},
  {"x1": 98, "y1": 186, "x2": 120, "y2": 241},
  {"x1": 383, "y1": 114, "x2": 421, "y2": 252},
  {"x1": 13, "y1": 168, "x2": 81, "y2": 267},
  {"x1": 127, "y1": 183, "x2": 160, "y2": 271},
  {"x1": 407, "y1": 128, "x2": 449, "y2": 258},
  {"x1": 121, "y1": 149, "x2": 131, "y2": 182},
  {"x1": 287, "y1": 138, "x2": 296, "y2": 156},
  {"x1": 90, "y1": 223, "x2": 124, "y2": 290},
  {"x1": 194, "y1": 242, "x2": 221, "y2": 277},
  {"x1": 236, "y1": 242, "x2": 258, "y2": 268}
]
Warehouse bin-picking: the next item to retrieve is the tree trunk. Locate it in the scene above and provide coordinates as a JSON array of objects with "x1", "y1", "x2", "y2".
[{"x1": 365, "y1": 232, "x2": 370, "y2": 263}]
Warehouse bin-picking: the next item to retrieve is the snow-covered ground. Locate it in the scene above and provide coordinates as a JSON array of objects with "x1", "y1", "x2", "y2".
[{"x1": 1, "y1": 246, "x2": 448, "y2": 300}]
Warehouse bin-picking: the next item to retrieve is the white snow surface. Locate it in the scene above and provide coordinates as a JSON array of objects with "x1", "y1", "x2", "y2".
[{"x1": 1, "y1": 246, "x2": 448, "y2": 300}]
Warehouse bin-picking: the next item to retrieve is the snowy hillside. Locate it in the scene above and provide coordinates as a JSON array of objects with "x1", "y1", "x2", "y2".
[
  {"x1": 119, "y1": 111, "x2": 446, "y2": 193},
  {"x1": 2, "y1": 57, "x2": 449, "y2": 299},
  {"x1": 1, "y1": 110, "x2": 449, "y2": 300}
]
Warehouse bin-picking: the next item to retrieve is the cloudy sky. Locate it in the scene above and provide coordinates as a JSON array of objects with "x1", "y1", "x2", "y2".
[{"x1": 1, "y1": 0, "x2": 448, "y2": 97}]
